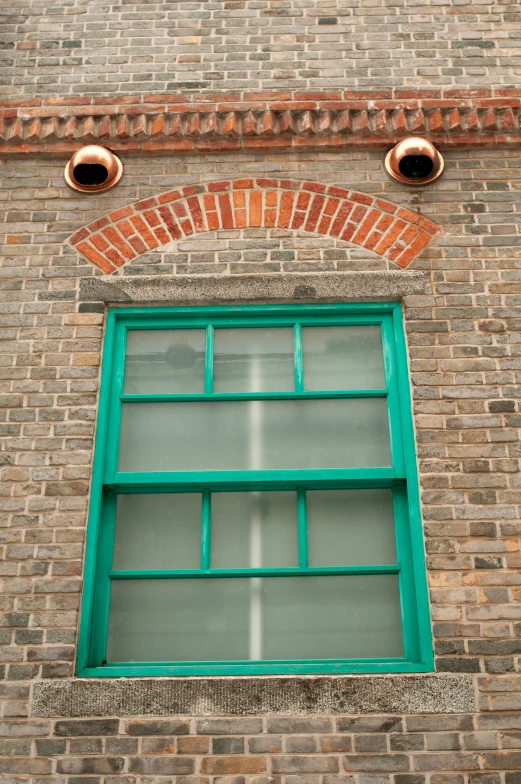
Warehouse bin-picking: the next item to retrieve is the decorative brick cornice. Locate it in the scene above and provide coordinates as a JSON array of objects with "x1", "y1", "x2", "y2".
[
  {"x1": 2, "y1": 90, "x2": 521, "y2": 155},
  {"x1": 69, "y1": 178, "x2": 440, "y2": 274}
]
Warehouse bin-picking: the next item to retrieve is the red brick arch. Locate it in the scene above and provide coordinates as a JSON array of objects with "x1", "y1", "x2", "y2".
[{"x1": 69, "y1": 179, "x2": 440, "y2": 274}]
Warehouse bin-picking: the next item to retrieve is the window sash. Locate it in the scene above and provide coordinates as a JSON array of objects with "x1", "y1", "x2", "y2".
[{"x1": 77, "y1": 303, "x2": 433, "y2": 677}]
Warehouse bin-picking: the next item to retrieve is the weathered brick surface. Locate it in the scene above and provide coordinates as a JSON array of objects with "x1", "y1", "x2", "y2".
[
  {"x1": 2, "y1": 1, "x2": 521, "y2": 777},
  {"x1": 1, "y1": 1, "x2": 521, "y2": 97},
  {"x1": 1, "y1": 147, "x2": 521, "y2": 777},
  {"x1": 2, "y1": 95, "x2": 521, "y2": 156},
  {"x1": 68, "y1": 178, "x2": 440, "y2": 273}
]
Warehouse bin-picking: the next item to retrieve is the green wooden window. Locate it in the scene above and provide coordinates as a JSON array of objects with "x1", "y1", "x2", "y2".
[{"x1": 78, "y1": 304, "x2": 433, "y2": 676}]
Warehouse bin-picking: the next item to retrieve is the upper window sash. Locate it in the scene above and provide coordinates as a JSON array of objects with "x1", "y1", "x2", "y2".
[{"x1": 101, "y1": 308, "x2": 407, "y2": 485}]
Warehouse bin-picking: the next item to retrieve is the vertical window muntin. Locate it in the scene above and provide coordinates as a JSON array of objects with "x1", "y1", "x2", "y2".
[{"x1": 78, "y1": 304, "x2": 432, "y2": 676}]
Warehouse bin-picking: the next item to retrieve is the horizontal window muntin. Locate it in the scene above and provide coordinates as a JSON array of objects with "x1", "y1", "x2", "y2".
[{"x1": 78, "y1": 304, "x2": 432, "y2": 676}]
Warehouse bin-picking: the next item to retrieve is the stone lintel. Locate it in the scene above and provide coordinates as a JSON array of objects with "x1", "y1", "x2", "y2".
[{"x1": 78, "y1": 271, "x2": 431, "y2": 307}]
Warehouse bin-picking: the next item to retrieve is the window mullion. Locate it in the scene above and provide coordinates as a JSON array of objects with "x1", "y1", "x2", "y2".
[
  {"x1": 297, "y1": 488, "x2": 308, "y2": 568},
  {"x1": 205, "y1": 325, "x2": 214, "y2": 395},
  {"x1": 294, "y1": 322, "x2": 303, "y2": 392},
  {"x1": 201, "y1": 490, "x2": 211, "y2": 570}
]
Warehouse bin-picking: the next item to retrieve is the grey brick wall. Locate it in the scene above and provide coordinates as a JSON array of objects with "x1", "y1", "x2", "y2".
[
  {"x1": 1, "y1": 0, "x2": 521, "y2": 97},
  {"x1": 2, "y1": 0, "x2": 521, "y2": 778},
  {"x1": 1, "y1": 150, "x2": 521, "y2": 782}
]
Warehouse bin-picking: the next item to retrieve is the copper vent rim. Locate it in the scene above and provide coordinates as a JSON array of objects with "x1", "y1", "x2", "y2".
[
  {"x1": 64, "y1": 145, "x2": 123, "y2": 193},
  {"x1": 385, "y1": 137, "x2": 444, "y2": 186}
]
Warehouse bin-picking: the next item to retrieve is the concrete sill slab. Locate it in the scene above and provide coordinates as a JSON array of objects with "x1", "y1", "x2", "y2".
[{"x1": 32, "y1": 674, "x2": 475, "y2": 718}]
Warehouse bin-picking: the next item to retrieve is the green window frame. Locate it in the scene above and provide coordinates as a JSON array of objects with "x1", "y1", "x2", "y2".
[{"x1": 77, "y1": 303, "x2": 433, "y2": 677}]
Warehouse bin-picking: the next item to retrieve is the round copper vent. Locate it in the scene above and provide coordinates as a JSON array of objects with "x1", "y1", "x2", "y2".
[
  {"x1": 64, "y1": 145, "x2": 123, "y2": 193},
  {"x1": 385, "y1": 137, "x2": 444, "y2": 186}
]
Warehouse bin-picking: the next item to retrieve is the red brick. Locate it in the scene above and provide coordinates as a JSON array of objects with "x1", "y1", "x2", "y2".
[
  {"x1": 396, "y1": 231, "x2": 432, "y2": 268},
  {"x1": 109, "y1": 206, "x2": 134, "y2": 222},
  {"x1": 116, "y1": 219, "x2": 135, "y2": 240},
  {"x1": 277, "y1": 191, "x2": 295, "y2": 229},
  {"x1": 351, "y1": 205, "x2": 367, "y2": 223},
  {"x1": 106, "y1": 247, "x2": 126, "y2": 267},
  {"x1": 70, "y1": 228, "x2": 90, "y2": 245},
  {"x1": 90, "y1": 234, "x2": 110, "y2": 252},
  {"x1": 303, "y1": 181, "x2": 327, "y2": 194},
  {"x1": 305, "y1": 194, "x2": 326, "y2": 232},
  {"x1": 330, "y1": 202, "x2": 354, "y2": 237},
  {"x1": 374, "y1": 219, "x2": 407, "y2": 255},
  {"x1": 130, "y1": 215, "x2": 160, "y2": 249},
  {"x1": 187, "y1": 197, "x2": 206, "y2": 232},
  {"x1": 134, "y1": 197, "x2": 157, "y2": 211},
  {"x1": 102, "y1": 227, "x2": 136, "y2": 260},
  {"x1": 88, "y1": 217, "x2": 110, "y2": 232},
  {"x1": 76, "y1": 241, "x2": 115, "y2": 274},
  {"x1": 143, "y1": 209, "x2": 161, "y2": 228},
  {"x1": 352, "y1": 209, "x2": 381, "y2": 244},
  {"x1": 158, "y1": 190, "x2": 181, "y2": 205},
  {"x1": 351, "y1": 192, "x2": 373, "y2": 206},
  {"x1": 157, "y1": 206, "x2": 182, "y2": 240},
  {"x1": 364, "y1": 231, "x2": 383, "y2": 251},
  {"x1": 218, "y1": 193, "x2": 234, "y2": 229},
  {"x1": 296, "y1": 191, "x2": 311, "y2": 211},
  {"x1": 233, "y1": 178, "x2": 254, "y2": 189},
  {"x1": 129, "y1": 235, "x2": 148, "y2": 254},
  {"x1": 208, "y1": 180, "x2": 230, "y2": 192},
  {"x1": 153, "y1": 226, "x2": 170, "y2": 245},
  {"x1": 375, "y1": 199, "x2": 397, "y2": 214},
  {"x1": 249, "y1": 190, "x2": 262, "y2": 227}
]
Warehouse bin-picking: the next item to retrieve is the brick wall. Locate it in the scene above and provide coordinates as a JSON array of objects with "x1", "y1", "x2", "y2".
[
  {"x1": 2, "y1": 0, "x2": 521, "y2": 98},
  {"x1": 1, "y1": 147, "x2": 521, "y2": 779}
]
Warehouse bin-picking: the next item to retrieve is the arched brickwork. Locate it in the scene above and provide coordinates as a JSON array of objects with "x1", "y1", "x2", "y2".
[{"x1": 69, "y1": 179, "x2": 440, "y2": 274}]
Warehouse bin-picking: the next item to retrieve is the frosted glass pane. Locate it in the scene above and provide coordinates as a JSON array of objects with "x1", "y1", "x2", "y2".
[
  {"x1": 123, "y1": 329, "x2": 205, "y2": 394},
  {"x1": 106, "y1": 578, "x2": 250, "y2": 662},
  {"x1": 211, "y1": 491, "x2": 298, "y2": 568},
  {"x1": 118, "y1": 398, "x2": 391, "y2": 471},
  {"x1": 213, "y1": 328, "x2": 294, "y2": 392},
  {"x1": 302, "y1": 326, "x2": 385, "y2": 390},
  {"x1": 307, "y1": 489, "x2": 396, "y2": 566},
  {"x1": 106, "y1": 574, "x2": 403, "y2": 662},
  {"x1": 112, "y1": 494, "x2": 201, "y2": 570},
  {"x1": 261, "y1": 574, "x2": 403, "y2": 659}
]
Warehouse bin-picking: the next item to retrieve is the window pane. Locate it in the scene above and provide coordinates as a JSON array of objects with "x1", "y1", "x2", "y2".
[
  {"x1": 211, "y1": 491, "x2": 298, "y2": 568},
  {"x1": 307, "y1": 489, "x2": 396, "y2": 566},
  {"x1": 106, "y1": 578, "x2": 250, "y2": 662},
  {"x1": 123, "y1": 329, "x2": 205, "y2": 394},
  {"x1": 261, "y1": 574, "x2": 403, "y2": 659},
  {"x1": 112, "y1": 494, "x2": 201, "y2": 571},
  {"x1": 118, "y1": 398, "x2": 391, "y2": 472},
  {"x1": 302, "y1": 325, "x2": 385, "y2": 390},
  {"x1": 213, "y1": 328, "x2": 294, "y2": 393},
  {"x1": 106, "y1": 574, "x2": 403, "y2": 662}
]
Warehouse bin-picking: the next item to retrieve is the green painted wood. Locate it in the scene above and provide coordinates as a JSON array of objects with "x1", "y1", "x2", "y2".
[
  {"x1": 75, "y1": 309, "x2": 116, "y2": 674},
  {"x1": 77, "y1": 302, "x2": 433, "y2": 677},
  {"x1": 293, "y1": 322, "x2": 303, "y2": 393},
  {"x1": 120, "y1": 390, "x2": 389, "y2": 402},
  {"x1": 297, "y1": 489, "x2": 308, "y2": 568},
  {"x1": 111, "y1": 468, "x2": 398, "y2": 491},
  {"x1": 204, "y1": 325, "x2": 214, "y2": 395},
  {"x1": 201, "y1": 490, "x2": 211, "y2": 571},
  {"x1": 108, "y1": 565, "x2": 399, "y2": 579},
  {"x1": 391, "y1": 304, "x2": 434, "y2": 670},
  {"x1": 79, "y1": 660, "x2": 432, "y2": 677}
]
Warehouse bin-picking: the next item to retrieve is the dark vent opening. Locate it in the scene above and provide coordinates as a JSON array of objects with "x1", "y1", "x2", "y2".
[
  {"x1": 398, "y1": 155, "x2": 434, "y2": 180},
  {"x1": 73, "y1": 163, "x2": 109, "y2": 186}
]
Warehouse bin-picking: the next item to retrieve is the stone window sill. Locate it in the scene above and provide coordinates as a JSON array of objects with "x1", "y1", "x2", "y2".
[{"x1": 32, "y1": 674, "x2": 475, "y2": 718}]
